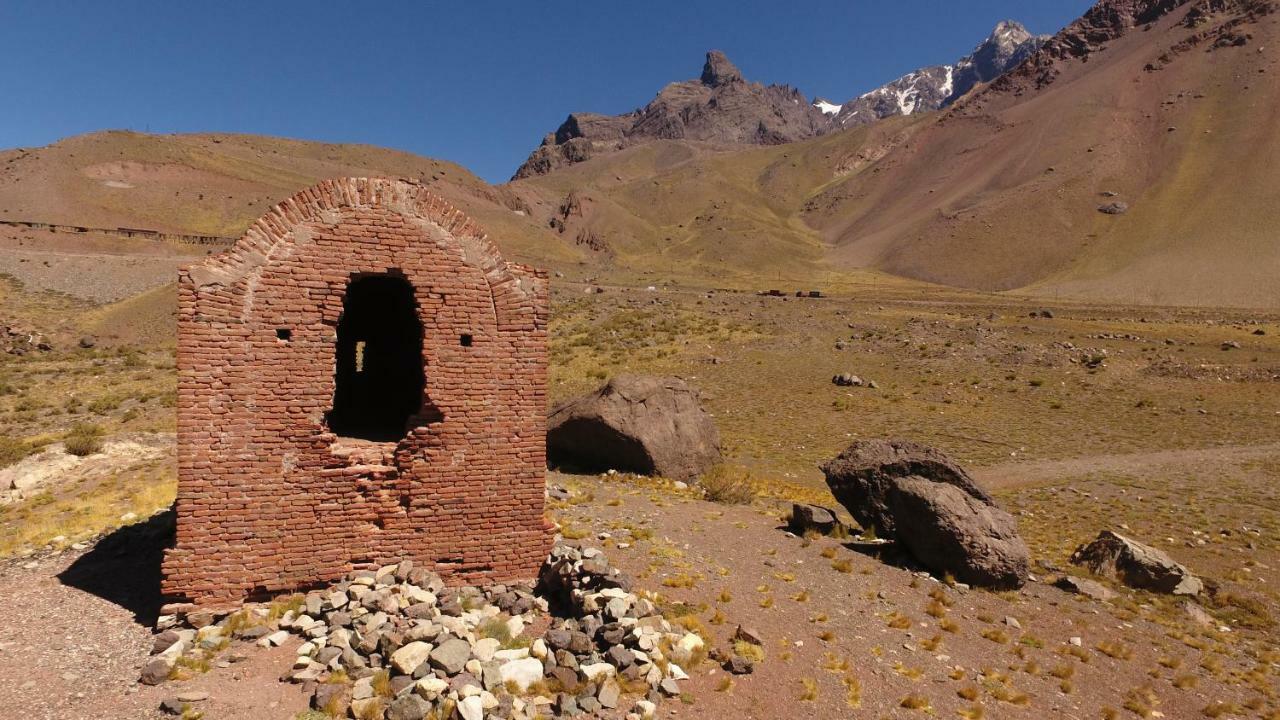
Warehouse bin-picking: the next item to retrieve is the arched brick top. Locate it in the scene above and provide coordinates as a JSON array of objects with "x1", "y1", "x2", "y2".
[{"x1": 184, "y1": 177, "x2": 545, "y2": 330}]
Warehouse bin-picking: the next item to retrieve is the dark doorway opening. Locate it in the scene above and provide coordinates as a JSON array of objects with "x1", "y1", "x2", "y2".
[{"x1": 328, "y1": 274, "x2": 425, "y2": 441}]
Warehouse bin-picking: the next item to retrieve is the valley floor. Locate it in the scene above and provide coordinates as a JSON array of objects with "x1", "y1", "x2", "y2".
[{"x1": 0, "y1": 270, "x2": 1277, "y2": 718}]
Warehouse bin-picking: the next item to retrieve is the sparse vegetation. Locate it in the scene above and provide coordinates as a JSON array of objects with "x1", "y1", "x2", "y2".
[{"x1": 62, "y1": 422, "x2": 104, "y2": 456}]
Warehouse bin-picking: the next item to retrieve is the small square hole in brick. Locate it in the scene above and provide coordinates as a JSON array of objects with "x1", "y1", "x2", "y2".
[
  {"x1": 460, "y1": 334, "x2": 473, "y2": 347},
  {"x1": 276, "y1": 328, "x2": 292, "y2": 342}
]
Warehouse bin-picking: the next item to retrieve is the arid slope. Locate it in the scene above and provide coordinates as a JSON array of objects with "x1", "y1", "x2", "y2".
[
  {"x1": 805, "y1": 0, "x2": 1280, "y2": 308},
  {"x1": 0, "y1": 131, "x2": 579, "y2": 267}
]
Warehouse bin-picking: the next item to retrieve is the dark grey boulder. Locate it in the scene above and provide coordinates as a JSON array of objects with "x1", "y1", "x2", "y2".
[
  {"x1": 820, "y1": 438, "x2": 992, "y2": 536},
  {"x1": 547, "y1": 375, "x2": 721, "y2": 481},
  {"x1": 788, "y1": 503, "x2": 845, "y2": 535},
  {"x1": 821, "y1": 439, "x2": 1028, "y2": 589},
  {"x1": 1070, "y1": 530, "x2": 1202, "y2": 596}
]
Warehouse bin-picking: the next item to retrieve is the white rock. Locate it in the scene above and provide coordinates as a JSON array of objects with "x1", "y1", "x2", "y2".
[
  {"x1": 465, "y1": 659, "x2": 483, "y2": 676},
  {"x1": 677, "y1": 633, "x2": 704, "y2": 653},
  {"x1": 458, "y1": 695, "x2": 484, "y2": 720},
  {"x1": 472, "y1": 637, "x2": 501, "y2": 662},
  {"x1": 405, "y1": 587, "x2": 436, "y2": 605},
  {"x1": 499, "y1": 657, "x2": 544, "y2": 691},
  {"x1": 414, "y1": 677, "x2": 449, "y2": 700},
  {"x1": 494, "y1": 647, "x2": 530, "y2": 662},
  {"x1": 530, "y1": 638, "x2": 548, "y2": 659},
  {"x1": 259, "y1": 630, "x2": 290, "y2": 648},
  {"x1": 391, "y1": 641, "x2": 433, "y2": 674},
  {"x1": 581, "y1": 662, "x2": 617, "y2": 682},
  {"x1": 505, "y1": 615, "x2": 525, "y2": 638},
  {"x1": 605, "y1": 597, "x2": 630, "y2": 620},
  {"x1": 667, "y1": 663, "x2": 688, "y2": 681},
  {"x1": 633, "y1": 699, "x2": 657, "y2": 719}
]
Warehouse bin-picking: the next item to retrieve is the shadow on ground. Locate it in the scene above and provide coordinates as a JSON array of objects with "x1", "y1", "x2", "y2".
[{"x1": 58, "y1": 508, "x2": 175, "y2": 626}]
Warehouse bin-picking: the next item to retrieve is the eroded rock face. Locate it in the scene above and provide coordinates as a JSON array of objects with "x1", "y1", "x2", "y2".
[
  {"x1": 1070, "y1": 530, "x2": 1203, "y2": 596},
  {"x1": 546, "y1": 375, "x2": 721, "y2": 481},
  {"x1": 821, "y1": 439, "x2": 1029, "y2": 588}
]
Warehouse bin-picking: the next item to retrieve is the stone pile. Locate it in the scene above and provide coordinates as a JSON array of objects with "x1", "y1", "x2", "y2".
[{"x1": 148, "y1": 544, "x2": 700, "y2": 720}]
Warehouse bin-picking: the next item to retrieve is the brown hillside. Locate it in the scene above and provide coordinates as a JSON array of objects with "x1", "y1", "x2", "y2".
[
  {"x1": 513, "y1": 0, "x2": 1280, "y2": 307},
  {"x1": 0, "y1": 131, "x2": 579, "y2": 268},
  {"x1": 804, "y1": 0, "x2": 1280, "y2": 307}
]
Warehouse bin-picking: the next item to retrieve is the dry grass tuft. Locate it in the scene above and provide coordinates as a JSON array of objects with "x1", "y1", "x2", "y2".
[
  {"x1": 699, "y1": 464, "x2": 758, "y2": 505},
  {"x1": 899, "y1": 694, "x2": 931, "y2": 711}
]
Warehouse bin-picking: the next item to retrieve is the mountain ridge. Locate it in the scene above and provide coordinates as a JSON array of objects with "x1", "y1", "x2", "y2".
[{"x1": 515, "y1": 21, "x2": 1048, "y2": 180}]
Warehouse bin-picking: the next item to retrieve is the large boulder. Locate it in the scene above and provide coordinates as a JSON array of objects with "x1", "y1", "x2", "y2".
[
  {"x1": 547, "y1": 375, "x2": 721, "y2": 481},
  {"x1": 821, "y1": 439, "x2": 1029, "y2": 589},
  {"x1": 820, "y1": 439, "x2": 992, "y2": 536},
  {"x1": 1070, "y1": 530, "x2": 1203, "y2": 596}
]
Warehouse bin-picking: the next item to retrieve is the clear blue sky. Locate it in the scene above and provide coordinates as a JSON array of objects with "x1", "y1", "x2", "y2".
[{"x1": 0, "y1": 1, "x2": 1091, "y2": 182}]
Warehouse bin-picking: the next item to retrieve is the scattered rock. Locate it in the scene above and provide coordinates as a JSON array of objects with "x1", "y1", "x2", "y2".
[
  {"x1": 732, "y1": 625, "x2": 764, "y2": 646},
  {"x1": 832, "y1": 373, "x2": 862, "y2": 387},
  {"x1": 788, "y1": 503, "x2": 846, "y2": 536},
  {"x1": 1054, "y1": 575, "x2": 1118, "y2": 601},
  {"x1": 139, "y1": 655, "x2": 177, "y2": 685},
  {"x1": 1070, "y1": 530, "x2": 1203, "y2": 596},
  {"x1": 387, "y1": 693, "x2": 432, "y2": 720},
  {"x1": 1098, "y1": 201, "x2": 1129, "y2": 215},
  {"x1": 547, "y1": 374, "x2": 721, "y2": 480},
  {"x1": 429, "y1": 638, "x2": 473, "y2": 676},
  {"x1": 821, "y1": 439, "x2": 1029, "y2": 588}
]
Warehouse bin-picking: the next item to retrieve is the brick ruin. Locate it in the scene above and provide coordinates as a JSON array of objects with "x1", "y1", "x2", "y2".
[{"x1": 162, "y1": 178, "x2": 553, "y2": 608}]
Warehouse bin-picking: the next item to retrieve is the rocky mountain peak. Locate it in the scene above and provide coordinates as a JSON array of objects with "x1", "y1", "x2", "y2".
[
  {"x1": 700, "y1": 50, "x2": 744, "y2": 87},
  {"x1": 990, "y1": 19, "x2": 1036, "y2": 47},
  {"x1": 513, "y1": 49, "x2": 824, "y2": 179},
  {"x1": 832, "y1": 19, "x2": 1047, "y2": 128}
]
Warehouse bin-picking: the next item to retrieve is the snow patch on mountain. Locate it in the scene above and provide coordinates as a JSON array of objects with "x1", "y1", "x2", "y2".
[
  {"x1": 813, "y1": 99, "x2": 843, "y2": 115},
  {"x1": 831, "y1": 20, "x2": 1047, "y2": 128}
]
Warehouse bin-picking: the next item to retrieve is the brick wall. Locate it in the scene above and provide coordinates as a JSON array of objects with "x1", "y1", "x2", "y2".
[{"x1": 161, "y1": 178, "x2": 553, "y2": 608}]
